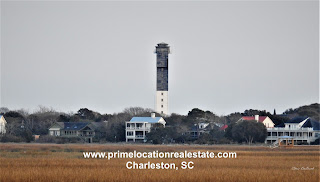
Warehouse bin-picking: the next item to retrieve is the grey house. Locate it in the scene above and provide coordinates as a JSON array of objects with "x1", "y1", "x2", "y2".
[{"x1": 49, "y1": 122, "x2": 104, "y2": 143}]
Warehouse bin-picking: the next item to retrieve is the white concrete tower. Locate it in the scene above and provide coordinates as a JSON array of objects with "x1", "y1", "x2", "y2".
[{"x1": 155, "y1": 43, "x2": 170, "y2": 115}]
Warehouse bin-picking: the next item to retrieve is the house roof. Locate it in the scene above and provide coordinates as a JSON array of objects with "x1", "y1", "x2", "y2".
[
  {"x1": 301, "y1": 119, "x2": 320, "y2": 130},
  {"x1": 220, "y1": 125, "x2": 228, "y2": 130},
  {"x1": 279, "y1": 136, "x2": 295, "y2": 139},
  {"x1": 241, "y1": 116, "x2": 267, "y2": 123},
  {"x1": 0, "y1": 115, "x2": 4, "y2": 123},
  {"x1": 130, "y1": 117, "x2": 163, "y2": 123},
  {"x1": 275, "y1": 117, "x2": 320, "y2": 130},
  {"x1": 62, "y1": 122, "x2": 91, "y2": 131},
  {"x1": 275, "y1": 123, "x2": 285, "y2": 127},
  {"x1": 285, "y1": 116, "x2": 309, "y2": 123},
  {"x1": 189, "y1": 123, "x2": 210, "y2": 131},
  {"x1": 50, "y1": 121, "x2": 106, "y2": 131},
  {"x1": 310, "y1": 120, "x2": 320, "y2": 130}
]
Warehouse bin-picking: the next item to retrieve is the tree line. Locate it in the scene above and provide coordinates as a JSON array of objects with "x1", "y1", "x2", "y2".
[{"x1": 0, "y1": 103, "x2": 319, "y2": 144}]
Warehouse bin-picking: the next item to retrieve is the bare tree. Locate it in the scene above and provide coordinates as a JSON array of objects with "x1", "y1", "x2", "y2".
[
  {"x1": 0, "y1": 107, "x2": 9, "y2": 114},
  {"x1": 34, "y1": 105, "x2": 55, "y2": 114},
  {"x1": 123, "y1": 107, "x2": 154, "y2": 116}
]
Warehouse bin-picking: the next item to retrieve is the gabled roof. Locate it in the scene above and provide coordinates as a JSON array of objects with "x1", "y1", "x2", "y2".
[
  {"x1": 130, "y1": 117, "x2": 163, "y2": 123},
  {"x1": 301, "y1": 119, "x2": 320, "y2": 130},
  {"x1": 310, "y1": 120, "x2": 320, "y2": 130},
  {"x1": 55, "y1": 122, "x2": 65, "y2": 128},
  {"x1": 276, "y1": 117, "x2": 320, "y2": 130},
  {"x1": 285, "y1": 116, "x2": 309, "y2": 123},
  {"x1": 50, "y1": 121, "x2": 106, "y2": 131},
  {"x1": 0, "y1": 115, "x2": 5, "y2": 123},
  {"x1": 63, "y1": 122, "x2": 91, "y2": 131},
  {"x1": 220, "y1": 125, "x2": 228, "y2": 130},
  {"x1": 241, "y1": 116, "x2": 267, "y2": 123}
]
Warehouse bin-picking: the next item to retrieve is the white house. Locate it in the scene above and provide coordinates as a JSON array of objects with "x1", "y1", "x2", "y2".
[
  {"x1": 0, "y1": 115, "x2": 7, "y2": 134},
  {"x1": 266, "y1": 117, "x2": 320, "y2": 144},
  {"x1": 126, "y1": 113, "x2": 166, "y2": 142},
  {"x1": 239, "y1": 115, "x2": 275, "y2": 128}
]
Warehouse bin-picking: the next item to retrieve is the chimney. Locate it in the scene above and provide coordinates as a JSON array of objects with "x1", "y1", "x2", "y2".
[
  {"x1": 151, "y1": 113, "x2": 156, "y2": 118},
  {"x1": 254, "y1": 115, "x2": 259, "y2": 122}
]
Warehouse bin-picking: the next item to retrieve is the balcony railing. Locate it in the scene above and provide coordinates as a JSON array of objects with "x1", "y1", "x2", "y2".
[
  {"x1": 267, "y1": 127, "x2": 313, "y2": 131},
  {"x1": 266, "y1": 136, "x2": 314, "y2": 139},
  {"x1": 126, "y1": 135, "x2": 146, "y2": 138},
  {"x1": 126, "y1": 127, "x2": 150, "y2": 130},
  {"x1": 79, "y1": 134, "x2": 94, "y2": 137},
  {"x1": 135, "y1": 135, "x2": 145, "y2": 138}
]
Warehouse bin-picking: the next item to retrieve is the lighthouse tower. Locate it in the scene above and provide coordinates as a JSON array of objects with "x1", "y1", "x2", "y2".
[{"x1": 155, "y1": 43, "x2": 170, "y2": 115}]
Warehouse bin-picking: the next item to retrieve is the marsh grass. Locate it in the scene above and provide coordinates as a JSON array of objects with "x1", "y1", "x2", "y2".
[{"x1": 0, "y1": 144, "x2": 319, "y2": 182}]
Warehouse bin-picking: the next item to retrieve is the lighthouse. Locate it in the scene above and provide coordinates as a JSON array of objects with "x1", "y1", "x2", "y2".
[{"x1": 155, "y1": 43, "x2": 170, "y2": 115}]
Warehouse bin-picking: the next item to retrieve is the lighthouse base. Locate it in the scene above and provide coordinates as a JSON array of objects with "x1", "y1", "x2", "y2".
[{"x1": 155, "y1": 91, "x2": 168, "y2": 115}]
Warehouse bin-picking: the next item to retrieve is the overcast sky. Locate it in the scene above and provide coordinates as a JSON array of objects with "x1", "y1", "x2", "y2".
[{"x1": 1, "y1": 0, "x2": 319, "y2": 115}]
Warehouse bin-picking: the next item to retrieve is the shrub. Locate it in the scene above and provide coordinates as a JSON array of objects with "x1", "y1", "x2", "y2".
[
  {"x1": 37, "y1": 135, "x2": 60, "y2": 143},
  {"x1": 310, "y1": 138, "x2": 320, "y2": 145},
  {"x1": 0, "y1": 134, "x2": 25, "y2": 143}
]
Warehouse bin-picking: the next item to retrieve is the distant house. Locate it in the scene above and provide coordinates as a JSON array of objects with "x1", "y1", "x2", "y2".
[
  {"x1": 33, "y1": 135, "x2": 40, "y2": 141},
  {"x1": 239, "y1": 115, "x2": 275, "y2": 128},
  {"x1": 0, "y1": 115, "x2": 7, "y2": 134},
  {"x1": 48, "y1": 122, "x2": 105, "y2": 143},
  {"x1": 188, "y1": 122, "x2": 210, "y2": 139},
  {"x1": 220, "y1": 124, "x2": 228, "y2": 131},
  {"x1": 126, "y1": 113, "x2": 166, "y2": 142},
  {"x1": 266, "y1": 116, "x2": 320, "y2": 144}
]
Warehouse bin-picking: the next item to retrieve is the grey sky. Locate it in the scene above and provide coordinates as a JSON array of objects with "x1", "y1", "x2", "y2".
[{"x1": 1, "y1": 0, "x2": 319, "y2": 115}]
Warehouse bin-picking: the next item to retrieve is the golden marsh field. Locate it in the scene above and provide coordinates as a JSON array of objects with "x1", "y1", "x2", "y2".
[{"x1": 0, "y1": 144, "x2": 319, "y2": 182}]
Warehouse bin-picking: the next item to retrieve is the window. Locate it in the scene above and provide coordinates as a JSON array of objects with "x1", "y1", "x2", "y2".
[
  {"x1": 127, "y1": 131, "x2": 133, "y2": 136},
  {"x1": 161, "y1": 92, "x2": 163, "y2": 95},
  {"x1": 161, "y1": 111, "x2": 163, "y2": 114},
  {"x1": 161, "y1": 105, "x2": 163, "y2": 108},
  {"x1": 136, "y1": 123, "x2": 143, "y2": 128},
  {"x1": 161, "y1": 99, "x2": 163, "y2": 102}
]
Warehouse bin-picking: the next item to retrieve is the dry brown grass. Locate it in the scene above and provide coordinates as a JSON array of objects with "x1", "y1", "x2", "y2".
[{"x1": 0, "y1": 143, "x2": 319, "y2": 182}]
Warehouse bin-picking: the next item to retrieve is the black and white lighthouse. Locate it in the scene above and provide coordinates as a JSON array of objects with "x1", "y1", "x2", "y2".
[{"x1": 155, "y1": 43, "x2": 170, "y2": 115}]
